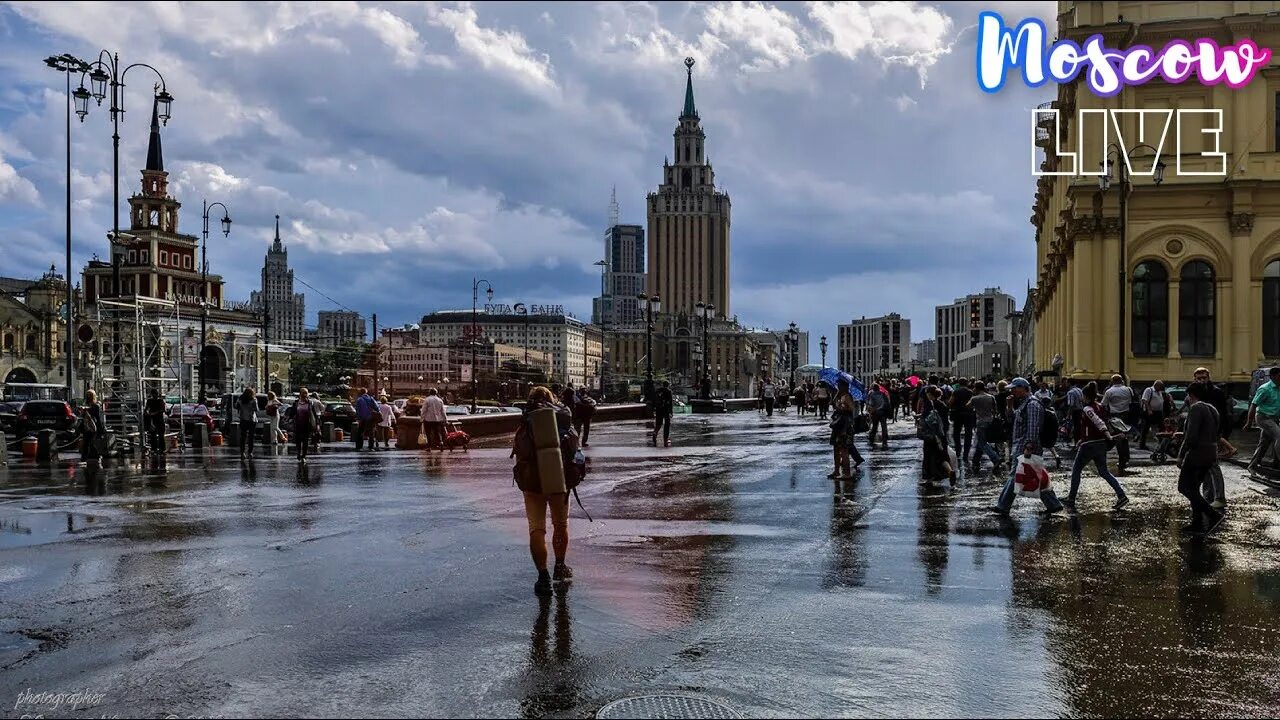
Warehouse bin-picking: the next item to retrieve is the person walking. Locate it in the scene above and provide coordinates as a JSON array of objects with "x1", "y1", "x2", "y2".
[
  {"x1": 265, "y1": 391, "x2": 282, "y2": 448},
  {"x1": 1246, "y1": 366, "x2": 1280, "y2": 481},
  {"x1": 80, "y1": 389, "x2": 104, "y2": 465},
  {"x1": 353, "y1": 387, "x2": 380, "y2": 451},
  {"x1": 865, "y1": 383, "x2": 889, "y2": 449},
  {"x1": 814, "y1": 381, "x2": 831, "y2": 420},
  {"x1": 921, "y1": 386, "x2": 953, "y2": 485},
  {"x1": 794, "y1": 383, "x2": 807, "y2": 417},
  {"x1": 1063, "y1": 385, "x2": 1129, "y2": 512},
  {"x1": 377, "y1": 394, "x2": 396, "y2": 449},
  {"x1": 653, "y1": 380, "x2": 674, "y2": 447},
  {"x1": 289, "y1": 387, "x2": 322, "y2": 463},
  {"x1": 950, "y1": 378, "x2": 976, "y2": 467},
  {"x1": 829, "y1": 378, "x2": 864, "y2": 479},
  {"x1": 423, "y1": 388, "x2": 447, "y2": 451},
  {"x1": 1189, "y1": 368, "x2": 1231, "y2": 508},
  {"x1": 762, "y1": 377, "x2": 776, "y2": 417},
  {"x1": 573, "y1": 387, "x2": 596, "y2": 448},
  {"x1": 1177, "y1": 383, "x2": 1226, "y2": 534},
  {"x1": 969, "y1": 380, "x2": 1003, "y2": 474},
  {"x1": 145, "y1": 388, "x2": 167, "y2": 457},
  {"x1": 513, "y1": 386, "x2": 575, "y2": 597},
  {"x1": 237, "y1": 387, "x2": 259, "y2": 459},
  {"x1": 1102, "y1": 374, "x2": 1135, "y2": 474},
  {"x1": 1138, "y1": 380, "x2": 1171, "y2": 449},
  {"x1": 991, "y1": 378, "x2": 1065, "y2": 516}
]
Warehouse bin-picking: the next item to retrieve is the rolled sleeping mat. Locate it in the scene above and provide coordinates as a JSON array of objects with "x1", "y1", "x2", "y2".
[
  {"x1": 529, "y1": 407, "x2": 561, "y2": 450},
  {"x1": 536, "y1": 446, "x2": 567, "y2": 495}
]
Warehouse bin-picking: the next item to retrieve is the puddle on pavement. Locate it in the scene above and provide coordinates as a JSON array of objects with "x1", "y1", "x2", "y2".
[{"x1": 0, "y1": 511, "x2": 100, "y2": 549}]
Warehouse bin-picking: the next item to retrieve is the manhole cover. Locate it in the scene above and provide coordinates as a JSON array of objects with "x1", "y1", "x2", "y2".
[{"x1": 596, "y1": 694, "x2": 742, "y2": 719}]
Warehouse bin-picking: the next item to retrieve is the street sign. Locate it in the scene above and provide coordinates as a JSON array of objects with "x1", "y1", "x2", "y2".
[
  {"x1": 460, "y1": 364, "x2": 472, "y2": 382},
  {"x1": 181, "y1": 336, "x2": 199, "y2": 364}
]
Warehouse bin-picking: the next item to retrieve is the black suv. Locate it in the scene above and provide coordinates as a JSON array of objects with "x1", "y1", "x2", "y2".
[{"x1": 14, "y1": 400, "x2": 78, "y2": 437}]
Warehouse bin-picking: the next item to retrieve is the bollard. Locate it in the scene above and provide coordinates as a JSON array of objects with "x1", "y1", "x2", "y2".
[
  {"x1": 210, "y1": 430, "x2": 224, "y2": 447},
  {"x1": 191, "y1": 423, "x2": 209, "y2": 449},
  {"x1": 321, "y1": 422, "x2": 335, "y2": 443},
  {"x1": 36, "y1": 429, "x2": 57, "y2": 462},
  {"x1": 21, "y1": 436, "x2": 38, "y2": 458},
  {"x1": 0, "y1": 430, "x2": 7, "y2": 464},
  {"x1": 227, "y1": 421, "x2": 240, "y2": 447}
]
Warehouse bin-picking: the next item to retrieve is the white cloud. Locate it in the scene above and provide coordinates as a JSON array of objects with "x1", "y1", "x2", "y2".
[
  {"x1": 807, "y1": 1, "x2": 955, "y2": 87},
  {"x1": 705, "y1": 2, "x2": 809, "y2": 72},
  {"x1": 428, "y1": 2, "x2": 557, "y2": 95},
  {"x1": 893, "y1": 94, "x2": 916, "y2": 112},
  {"x1": 576, "y1": 2, "x2": 728, "y2": 73},
  {"x1": 0, "y1": 153, "x2": 39, "y2": 206}
]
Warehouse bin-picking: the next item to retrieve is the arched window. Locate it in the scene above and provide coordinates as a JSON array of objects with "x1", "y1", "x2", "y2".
[
  {"x1": 1179, "y1": 260, "x2": 1216, "y2": 357},
  {"x1": 24, "y1": 334, "x2": 36, "y2": 351},
  {"x1": 1265, "y1": 259, "x2": 1280, "y2": 357},
  {"x1": 2, "y1": 333, "x2": 12, "y2": 351},
  {"x1": 1131, "y1": 261, "x2": 1168, "y2": 356}
]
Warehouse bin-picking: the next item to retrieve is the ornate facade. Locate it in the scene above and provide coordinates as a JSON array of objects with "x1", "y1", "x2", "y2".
[
  {"x1": 1032, "y1": 1, "x2": 1280, "y2": 385},
  {"x1": 0, "y1": 269, "x2": 70, "y2": 386}
]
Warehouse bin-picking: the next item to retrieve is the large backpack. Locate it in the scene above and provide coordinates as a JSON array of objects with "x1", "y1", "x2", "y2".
[
  {"x1": 1019, "y1": 399, "x2": 1059, "y2": 450},
  {"x1": 511, "y1": 412, "x2": 592, "y2": 518}
]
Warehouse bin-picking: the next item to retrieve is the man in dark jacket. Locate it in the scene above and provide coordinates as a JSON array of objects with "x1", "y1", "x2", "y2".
[
  {"x1": 145, "y1": 388, "x2": 167, "y2": 457},
  {"x1": 1190, "y1": 368, "x2": 1231, "y2": 509},
  {"x1": 353, "y1": 388, "x2": 379, "y2": 451},
  {"x1": 1177, "y1": 383, "x2": 1225, "y2": 534},
  {"x1": 653, "y1": 380, "x2": 674, "y2": 447}
]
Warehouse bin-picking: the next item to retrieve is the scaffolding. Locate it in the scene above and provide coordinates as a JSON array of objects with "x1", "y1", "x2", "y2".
[{"x1": 92, "y1": 296, "x2": 185, "y2": 453}]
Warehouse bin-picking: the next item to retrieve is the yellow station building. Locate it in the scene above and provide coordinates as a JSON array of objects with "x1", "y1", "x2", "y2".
[{"x1": 1032, "y1": 1, "x2": 1280, "y2": 386}]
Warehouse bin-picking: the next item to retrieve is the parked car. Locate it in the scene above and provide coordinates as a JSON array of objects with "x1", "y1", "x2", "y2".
[
  {"x1": 167, "y1": 404, "x2": 217, "y2": 434},
  {"x1": 321, "y1": 402, "x2": 358, "y2": 431},
  {"x1": 0, "y1": 401, "x2": 23, "y2": 434},
  {"x1": 445, "y1": 405, "x2": 472, "y2": 416},
  {"x1": 14, "y1": 400, "x2": 78, "y2": 437}
]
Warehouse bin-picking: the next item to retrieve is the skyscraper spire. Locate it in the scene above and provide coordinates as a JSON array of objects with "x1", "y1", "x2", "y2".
[
  {"x1": 272, "y1": 214, "x2": 282, "y2": 252},
  {"x1": 681, "y1": 57, "x2": 698, "y2": 119},
  {"x1": 145, "y1": 95, "x2": 164, "y2": 172},
  {"x1": 608, "y1": 185, "x2": 619, "y2": 228}
]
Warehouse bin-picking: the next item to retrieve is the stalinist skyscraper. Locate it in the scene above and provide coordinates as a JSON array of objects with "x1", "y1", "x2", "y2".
[{"x1": 647, "y1": 57, "x2": 731, "y2": 319}]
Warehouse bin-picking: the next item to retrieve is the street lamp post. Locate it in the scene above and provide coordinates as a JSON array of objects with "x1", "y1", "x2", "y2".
[
  {"x1": 638, "y1": 293, "x2": 660, "y2": 402},
  {"x1": 695, "y1": 300, "x2": 715, "y2": 399},
  {"x1": 514, "y1": 302, "x2": 529, "y2": 389},
  {"x1": 80, "y1": 51, "x2": 173, "y2": 408},
  {"x1": 471, "y1": 278, "x2": 494, "y2": 413},
  {"x1": 820, "y1": 335, "x2": 828, "y2": 369},
  {"x1": 787, "y1": 322, "x2": 799, "y2": 391},
  {"x1": 1099, "y1": 143, "x2": 1165, "y2": 380},
  {"x1": 595, "y1": 259, "x2": 610, "y2": 400},
  {"x1": 200, "y1": 200, "x2": 231, "y2": 401},
  {"x1": 44, "y1": 53, "x2": 90, "y2": 403}
]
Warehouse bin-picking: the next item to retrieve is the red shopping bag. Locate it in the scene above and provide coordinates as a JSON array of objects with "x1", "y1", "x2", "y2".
[{"x1": 1015, "y1": 454, "x2": 1051, "y2": 497}]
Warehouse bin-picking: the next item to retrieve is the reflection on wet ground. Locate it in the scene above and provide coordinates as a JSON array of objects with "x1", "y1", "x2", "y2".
[{"x1": 1, "y1": 413, "x2": 1279, "y2": 717}]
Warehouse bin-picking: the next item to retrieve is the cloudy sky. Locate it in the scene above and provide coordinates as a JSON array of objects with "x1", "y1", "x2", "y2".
[{"x1": 0, "y1": 1, "x2": 1054, "y2": 358}]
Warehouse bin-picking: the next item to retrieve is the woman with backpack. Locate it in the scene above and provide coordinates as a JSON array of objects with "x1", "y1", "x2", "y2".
[
  {"x1": 921, "y1": 386, "x2": 953, "y2": 484},
  {"x1": 1063, "y1": 384, "x2": 1130, "y2": 512},
  {"x1": 513, "y1": 386, "x2": 578, "y2": 597},
  {"x1": 828, "y1": 378, "x2": 864, "y2": 479}
]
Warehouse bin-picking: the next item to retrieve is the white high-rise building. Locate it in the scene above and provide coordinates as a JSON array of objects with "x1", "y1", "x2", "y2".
[
  {"x1": 935, "y1": 288, "x2": 1016, "y2": 371},
  {"x1": 837, "y1": 313, "x2": 910, "y2": 378}
]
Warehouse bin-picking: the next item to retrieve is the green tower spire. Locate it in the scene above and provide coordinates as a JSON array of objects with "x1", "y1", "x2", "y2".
[{"x1": 681, "y1": 57, "x2": 697, "y2": 119}]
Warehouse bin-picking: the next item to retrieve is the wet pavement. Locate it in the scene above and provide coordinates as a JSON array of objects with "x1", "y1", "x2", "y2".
[{"x1": 3, "y1": 412, "x2": 1280, "y2": 718}]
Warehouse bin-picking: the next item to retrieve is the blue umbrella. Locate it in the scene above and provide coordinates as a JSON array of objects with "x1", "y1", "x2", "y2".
[{"x1": 819, "y1": 367, "x2": 866, "y2": 401}]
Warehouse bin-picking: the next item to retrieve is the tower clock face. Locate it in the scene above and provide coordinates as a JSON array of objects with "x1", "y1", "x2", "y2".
[{"x1": 57, "y1": 302, "x2": 69, "y2": 322}]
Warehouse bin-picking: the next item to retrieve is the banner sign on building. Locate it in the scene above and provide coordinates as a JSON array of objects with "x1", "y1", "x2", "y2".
[
  {"x1": 181, "y1": 335, "x2": 199, "y2": 364},
  {"x1": 484, "y1": 303, "x2": 565, "y2": 316}
]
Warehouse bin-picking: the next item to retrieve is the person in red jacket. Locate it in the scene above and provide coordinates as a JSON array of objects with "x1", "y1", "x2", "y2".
[{"x1": 1063, "y1": 385, "x2": 1129, "y2": 512}]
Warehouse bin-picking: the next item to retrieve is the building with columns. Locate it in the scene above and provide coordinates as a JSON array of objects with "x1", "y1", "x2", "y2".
[
  {"x1": 250, "y1": 216, "x2": 305, "y2": 346},
  {"x1": 1032, "y1": 1, "x2": 1280, "y2": 386}
]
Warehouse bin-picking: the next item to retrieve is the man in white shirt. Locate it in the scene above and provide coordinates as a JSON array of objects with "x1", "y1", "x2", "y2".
[
  {"x1": 1138, "y1": 380, "x2": 1169, "y2": 449},
  {"x1": 1102, "y1": 375, "x2": 1134, "y2": 474},
  {"x1": 423, "y1": 388, "x2": 448, "y2": 451},
  {"x1": 377, "y1": 395, "x2": 396, "y2": 450},
  {"x1": 762, "y1": 378, "x2": 776, "y2": 417}
]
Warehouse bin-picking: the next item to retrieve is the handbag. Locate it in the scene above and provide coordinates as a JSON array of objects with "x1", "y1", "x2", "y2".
[
  {"x1": 853, "y1": 413, "x2": 871, "y2": 434},
  {"x1": 81, "y1": 411, "x2": 98, "y2": 434}
]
